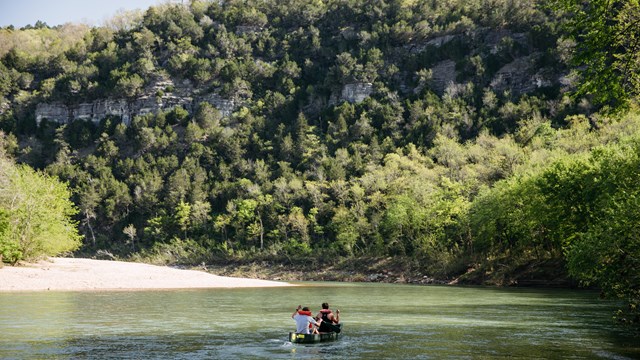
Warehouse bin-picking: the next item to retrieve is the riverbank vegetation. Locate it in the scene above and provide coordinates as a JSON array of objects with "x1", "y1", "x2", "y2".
[
  {"x1": 0, "y1": 0, "x2": 638, "y2": 326},
  {"x1": 0, "y1": 148, "x2": 82, "y2": 264}
]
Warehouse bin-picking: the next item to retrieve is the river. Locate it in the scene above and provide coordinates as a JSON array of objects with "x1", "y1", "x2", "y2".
[{"x1": 1, "y1": 282, "x2": 638, "y2": 359}]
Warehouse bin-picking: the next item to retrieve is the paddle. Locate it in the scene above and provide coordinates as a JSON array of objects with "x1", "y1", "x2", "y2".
[{"x1": 320, "y1": 321, "x2": 341, "y2": 333}]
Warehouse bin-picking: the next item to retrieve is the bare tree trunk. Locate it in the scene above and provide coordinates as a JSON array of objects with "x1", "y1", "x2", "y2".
[
  {"x1": 259, "y1": 216, "x2": 264, "y2": 250},
  {"x1": 88, "y1": 222, "x2": 96, "y2": 247},
  {"x1": 85, "y1": 214, "x2": 96, "y2": 246}
]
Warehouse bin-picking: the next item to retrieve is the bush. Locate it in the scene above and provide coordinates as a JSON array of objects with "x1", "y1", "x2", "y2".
[
  {"x1": 0, "y1": 156, "x2": 82, "y2": 262},
  {"x1": 0, "y1": 208, "x2": 22, "y2": 263},
  {"x1": 132, "y1": 237, "x2": 212, "y2": 265}
]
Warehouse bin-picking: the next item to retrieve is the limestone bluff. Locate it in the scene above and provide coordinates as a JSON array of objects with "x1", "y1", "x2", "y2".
[
  {"x1": 34, "y1": 80, "x2": 375, "y2": 125},
  {"x1": 35, "y1": 77, "x2": 236, "y2": 125}
]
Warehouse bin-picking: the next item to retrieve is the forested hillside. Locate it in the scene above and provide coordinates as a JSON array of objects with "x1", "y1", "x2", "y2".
[{"x1": 0, "y1": 0, "x2": 638, "y2": 325}]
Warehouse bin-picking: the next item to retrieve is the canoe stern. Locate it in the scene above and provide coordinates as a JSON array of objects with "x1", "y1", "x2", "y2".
[{"x1": 288, "y1": 331, "x2": 339, "y2": 344}]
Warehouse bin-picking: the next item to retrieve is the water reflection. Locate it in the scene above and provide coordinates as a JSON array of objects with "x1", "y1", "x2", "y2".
[{"x1": 1, "y1": 284, "x2": 638, "y2": 359}]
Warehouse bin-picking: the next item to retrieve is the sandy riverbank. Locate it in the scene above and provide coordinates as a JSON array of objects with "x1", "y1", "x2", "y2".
[{"x1": 0, "y1": 257, "x2": 294, "y2": 291}]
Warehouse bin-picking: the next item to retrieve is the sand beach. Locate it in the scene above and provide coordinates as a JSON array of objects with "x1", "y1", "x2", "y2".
[{"x1": 0, "y1": 257, "x2": 293, "y2": 291}]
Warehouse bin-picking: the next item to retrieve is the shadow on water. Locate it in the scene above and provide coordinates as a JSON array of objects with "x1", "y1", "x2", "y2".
[{"x1": 1, "y1": 284, "x2": 638, "y2": 359}]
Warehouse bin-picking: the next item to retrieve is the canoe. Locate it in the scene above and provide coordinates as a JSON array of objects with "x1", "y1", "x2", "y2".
[{"x1": 289, "y1": 331, "x2": 339, "y2": 344}]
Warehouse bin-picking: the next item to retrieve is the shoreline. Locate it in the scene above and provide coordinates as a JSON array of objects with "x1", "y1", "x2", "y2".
[
  {"x1": 0, "y1": 257, "x2": 294, "y2": 292},
  {"x1": 205, "y1": 257, "x2": 574, "y2": 288}
]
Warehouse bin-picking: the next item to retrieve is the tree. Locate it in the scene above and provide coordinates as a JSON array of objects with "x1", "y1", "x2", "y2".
[
  {"x1": 0, "y1": 156, "x2": 82, "y2": 263},
  {"x1": 330, "y1": 206, "x2": 359, "y2": 256},
  {"x1": 0, "y1": 208, "x2": 16, "y2": 264},
  {"x1": 0, "y1": 131, "x2": 18, "y2": 158},
  {"x1": 77, "y1": 181, "x2": 100, "y2": 247},
  {"x1": 559, "y1": 142, "x2": 640, "y2": 325},
  {"x1": 123, "y1": 224, "x2": 137, "y2": 250},
  {"x1": 175, "y1": 200, "x2": 191, "y2": 239},
  {"x1": 115, "y1": 73, "x2": 144, "y2": 98},
  {"x1": 553, "y1": 0, "x2": 640, "y2": 111}
]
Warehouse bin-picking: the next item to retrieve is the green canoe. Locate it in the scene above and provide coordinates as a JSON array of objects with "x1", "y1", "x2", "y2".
[{"x1": 289, "y1": 331, "x2": 339, "y2": 344}]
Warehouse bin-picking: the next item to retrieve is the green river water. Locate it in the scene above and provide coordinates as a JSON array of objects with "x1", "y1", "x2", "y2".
[{"x1": 1, "y1": 282, "x2": 638, "y2": 359}]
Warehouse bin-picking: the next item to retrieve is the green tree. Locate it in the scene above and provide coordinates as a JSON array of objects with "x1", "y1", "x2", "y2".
[
  {"x1": 0, "y1": 208, "x2": 17, "y2": 263},
  {"x1": 330, "y1": 206, "x2": 359, "y2": 256},
  {"x1": 175, "y1": 200, "x2": 191, "y2": 239},
  {"x1": 115, "y1": 73, "x2": 144, "y2": 98},
  {"x1": 553, "y1": 0, "x2": 640, "y2": 111},
  {"x1": 0, "y1": 156, "x2": 82, "y2": 263},
  {"x1": 559, "y1": 142, "x2": 640, "y2": 325}
]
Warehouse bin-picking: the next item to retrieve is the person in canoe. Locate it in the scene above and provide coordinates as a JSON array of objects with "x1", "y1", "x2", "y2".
[
  {"x1": 292, "y1": 305, "x2": 321, "y2": 334},
  {"x1": 315, "y1": 302, "x2": 341, "y2": 333}
]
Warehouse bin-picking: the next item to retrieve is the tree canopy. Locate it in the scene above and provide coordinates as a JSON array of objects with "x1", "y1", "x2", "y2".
[
  {"x1": 0, "y1": 149, "x2": 82, "y2": 263},
  {"x1": 552, "y1": 0, "x2": 640, "y2": 111}
]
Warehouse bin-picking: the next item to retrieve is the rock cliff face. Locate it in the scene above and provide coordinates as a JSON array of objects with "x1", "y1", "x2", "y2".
[
  {"x1": 35, "y1": 92, "x2": 236, "y2": 125},
  {"x1": 340, "y1": 83, "x2": 374, "y2": 104},
  {"x1": 35, "y1": 103, "x2": 70, "y2": 124},
  {"x1": 428, "y1": 54, "x2": 560, "y2": 97},
  {"x1": 490, "y1": 53, "x2": 555, "y2": 96},
  {"x1": 328, "y1": 82, "x2": 374, "y2": 106},
  {"x1": 413, "y1": 28, "x2": 563, "y2": 96},
  {"x1": 431, "y1": 60, "x2": 458, "y2": 95},
  {"x1": 408, "y1": 34, "x2": 460, "y2": 54}
]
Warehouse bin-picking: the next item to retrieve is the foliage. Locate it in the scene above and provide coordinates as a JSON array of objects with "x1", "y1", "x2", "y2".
[
  {"x1": 130, "y1": 237, "x2": 212, "y2": 265},
  {"x1": 0, "y1": 155, "x2": 82, "y2": 262},
  {"x1": 469, "y1": 124, "x2": 640, "y2": 325},
  {"x1": 560, "y1": 142, "x2": 640, "y2": 325},
  {"x1": 551, "y1": 0, "x2": 640, "y2": 111},
  {"x1": 0, "y1": 208, "x2": 21, "y2": 263}
]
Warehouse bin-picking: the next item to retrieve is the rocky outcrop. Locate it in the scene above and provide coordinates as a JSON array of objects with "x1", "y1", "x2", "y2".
[
  {"x1": 489, "y1": 53, "x2": 555, "y2": 96},
  {"x1": 340, "y1": 82, "x2": 373, "y2": 104},
  {"x1": 35, "y1": 92, "x2": 236, "y2": 125},
  {"x1": 408, "y1": 34, "x2": 460, "y2": 53},
  {"x1": 407, "y1": 28, "x2": 529, "y2": 55},
  {"x1": 407, "y1": 28, "x2": 535, "y2": 95},
  {"x1": 482, "y1": 28, "x2": 528, "y2": 54},
  {"x1": 35, "y1": 75, "x2": 237, "y2": 125},
  {"x1": 35, "y1": 103, "x2": 72, "y2": 124},
  {"x1": 430, "y1": 60, "x2": 457, "y2": 95},
  {"x1": 198, "y1": 93, "x2": 236, "y2": 117}
]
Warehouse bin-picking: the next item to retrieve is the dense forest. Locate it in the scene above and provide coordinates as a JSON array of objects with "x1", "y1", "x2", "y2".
[{"x1": 0, "y1": 0, "x2": 639, "y2": 325}]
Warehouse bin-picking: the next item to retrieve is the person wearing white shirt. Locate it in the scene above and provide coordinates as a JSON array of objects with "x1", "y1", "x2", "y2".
[{"x1": 292, "y1": 305, "x2": 320, "y2": 334}]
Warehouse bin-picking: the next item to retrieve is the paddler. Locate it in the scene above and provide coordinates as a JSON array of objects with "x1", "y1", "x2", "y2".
[
  {"x1": 292, "y1": 305, "x2": 320, "y2": 334},
  {"x1": 315, "y1": 302, "x2": 340, "y2": 333}
]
